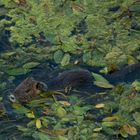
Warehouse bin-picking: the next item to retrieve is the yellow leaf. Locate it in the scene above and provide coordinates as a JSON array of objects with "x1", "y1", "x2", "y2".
[
  {"x1": 26, "y1": 111, "x2": 35, "y2": 118},
  {"x1": 59, "y1": 101, "x2": 71, "y2": 107},
  {"x1": 128, "y1": 127, "x2": 137, "y2": 136},
  {"x1": 40, "y1": 128, "x2": 68, "y2": 136},
  {"x1": 102, "y1": 116, "x2": 119, "y2": 122},
  {"x1": 102, "y1": 122, "x2": 116, "y2": 127},
  {"x1": 93, "y1": 127, "x2": 102, "y2": 132},
  {"x1": 56, "y1": 106, "x2": 67, "y2": 118},
  {"x1": 95, "y1": 103, "x2": 105, "y2": 108},
  {"x1": 123, "y1": 124, "x2": 137, "y2": 136},
  {"x1": 36, "y1": 119, "x2": 42, "y2": 129}
]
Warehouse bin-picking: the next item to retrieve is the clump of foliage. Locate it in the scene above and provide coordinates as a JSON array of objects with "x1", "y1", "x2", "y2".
[
  {"x1": 0, "y1": 0, "x2": 140, "y2": 70},
  {"x1": 1, "y1": 0, "x2": 140, "y2": 140},
  {"x1": 1, "y1": 82, "x2": 140, "y2": 140}
]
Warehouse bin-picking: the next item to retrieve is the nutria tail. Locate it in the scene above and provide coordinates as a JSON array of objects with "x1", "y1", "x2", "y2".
[{"x1": 47, "y1": 69, "x2": 93, "y2": 90}]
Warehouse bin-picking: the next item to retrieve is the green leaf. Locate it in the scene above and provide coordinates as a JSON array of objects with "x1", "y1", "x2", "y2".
[
  {"x1": 54, "y1": 50, "x2": 64, "y2": 64},
  {"x1": 17, "y1": 125, "x2": 31, "y2": 132},
  {"x1": 3, "y1": 51, "x2": 16, "y2": 57},
  {"x1": 0, "y1": 82, "x2": 7, "y2": 90},
  {"x1": 93, "y1": 127, "x2": 102, "y2": 132},
  {"x1": 82, "y1": 52, "x2": 91, "y2": 63},
  {"x1": 6, "y1": 68, "x2": 29, "y2": 76},
  {"x1": 12, "y1": 103, "x2": 30, "y2": 114},
  {"x1": 32, "y1": 132, "x2": 50, "y2": 140},
  {"x1": 133, "y1": 112, "x2": 140, "y2": 126},
  {"x1": 58, "y1": 136, "x2": 68, "y2": 140},
  {"x1": 22, "y1": 62, "x2": 40, "y2": 69},
  {"x1": 92, "y1": 72, "x2": 109, "y2": 83},
  {"x1": 92, "y1": 72, "x2": 114, "y2": 88},
  {"x1": 56, "y1": 106, "x2": 67, "y2": 118},
  {"x1": 132, "y1": 80, "x2": 140, "y2": 91},
  {"x1": 61, "y1": 53, "x2": 70, "y2": 66},
  {"x1": 94, "y1": 81, "x2": 114, "y2": 89},
  {"x1": 129, "y1": 5, "x2": 140, "y2": 12},
  {"x1": 120, "y1": 128, "x2": 128, "y2": 138}
]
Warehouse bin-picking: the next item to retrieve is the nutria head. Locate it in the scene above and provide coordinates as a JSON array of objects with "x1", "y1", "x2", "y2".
[{"x1": 9, "y1": 77, "x2": 48, "y2": 104}]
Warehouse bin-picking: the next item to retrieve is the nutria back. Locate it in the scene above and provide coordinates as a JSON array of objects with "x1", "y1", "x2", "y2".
[{"x1": 47, "y1": 69, "x2": 93, "y2": 90}]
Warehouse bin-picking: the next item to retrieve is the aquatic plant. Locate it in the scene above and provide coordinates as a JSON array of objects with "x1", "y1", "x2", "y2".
[
  {"x1": 0, "y1": 0, "x2": 140, "y2": 140},
  {"x1": 0, "y1": 0, "x2": 140, "y2": 69}
]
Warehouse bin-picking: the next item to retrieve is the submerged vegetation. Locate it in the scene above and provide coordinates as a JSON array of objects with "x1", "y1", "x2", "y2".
[{"x1": 0, "y1": 0, "x2": 140, "y2": 139}]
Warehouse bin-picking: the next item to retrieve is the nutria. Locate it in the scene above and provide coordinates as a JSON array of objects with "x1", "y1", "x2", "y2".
[
  {"x1": 9, "y1": 63, "x2": 140, "y2": 104},
  {"x1": 9, "y1": 77, "x2": 48, "y2": 104},
  {"x1": 47, "y1": 69, "x2": 93, "y2": 91}
]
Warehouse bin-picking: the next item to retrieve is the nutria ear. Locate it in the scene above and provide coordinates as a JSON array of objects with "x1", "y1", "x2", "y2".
[
  {"x1": 36, "y1": 81, "x2": 48, "y2": 92},
  {"x1": 24, "y1": 77, "x2": 35, "y2": 83}
]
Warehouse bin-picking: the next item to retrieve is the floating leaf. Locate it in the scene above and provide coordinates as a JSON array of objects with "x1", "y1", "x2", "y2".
[
  {"x1": 58, "y1": 136, "x2": 68, "y2": 140},
  {"x1": 94, "y1": 81, "x2": 114, "y2": 89},
  {"x1": 127, "y1": 55, "x2": 137, "y2": 65},
  {"x1": 92, "y1": 72, "x2": 109, "y2": 83},
  {"x1": 12, "y1": 103, "x2": 29, "y2": 114},
  {"x1": 95, "y1": 103, "x2": 105, "y2": 108},
  {"x1": 54, "y1": 50, "x2": 64, "y2": 64},
  {"x1": 2, "y1": 52, "x2": 16, "y2": 57},
  {"x1": 56, "y1": 106, "x2": 67, "y2": 118},
  {"x1": 6, "y1": 67, "x2": 29, "y2": 76},
  {"x1": 82, "y1": 52, "x2": 91, "y2": 63},
  {"x1": 36, "y1": 119, "x2": 42, "y2": 129},
  {"x1": 22, "y1": 62, "x2": 40, "y2": 69},
  {"x1": 102, "y1": 122, "x2": 117, "y2": 127},
  {"x1": 93, "y1": 127, "x2": 102, "y2": 132},
  {"x1": 0, "y1": 97, "x2": 3, "y2": 102},
  {"x1": 41, "y1": 118, "x2": 48, "y2": 128},
  {"x1": 120, "y1": 127, "x2": 128, "y2": 138},
  {"x1": 17, "y1": 125, "x2": 31, "y2": 132},
  {"x1": 122, "y1": 124, "x2": 137, "y2": 136},
  {"x1": 133, "y1": 112, "x2": 140, "y2": 126},
  {"x1": 41, "y1": 128, "x2": 68, "y2": 136},
  {"x1": 0, "y1": 82, "x2": 7, "y2": 90},
  {"x1": 26, "y1": 111, "x2": 35, "y2": 118},
  {"x1": 129, "y1": 5, "x2": 140, "y2": 12},
  {"x1": 61, "y1": 53, "x2": 70, "y2": 66},
  {"x1": 92, "y1": 73, "x2": 114, "y2": 88},
  {"x1": 132, "y1": 80, "x2": 140, "y2": 91},
  {"x1": 59, "y1": 101, "x2": 71, "y2": 107},
  {"x1": 32, "y1": 132, "x2": 50, "y2": 140},
  {"x1": 102, "y1": 116, "x2": 119, "y2": 122}
]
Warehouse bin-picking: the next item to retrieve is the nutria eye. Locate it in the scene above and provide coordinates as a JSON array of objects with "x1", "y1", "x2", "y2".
[
  {"x1": 36, "y1": 83, "x2": 40, "y2": 89},
  {"x1": 9, "y1": 94, "x2": 16, "y2": 102},
  {"x1": 36, "y1": 82, "x2": 48, "y2": 91}
]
